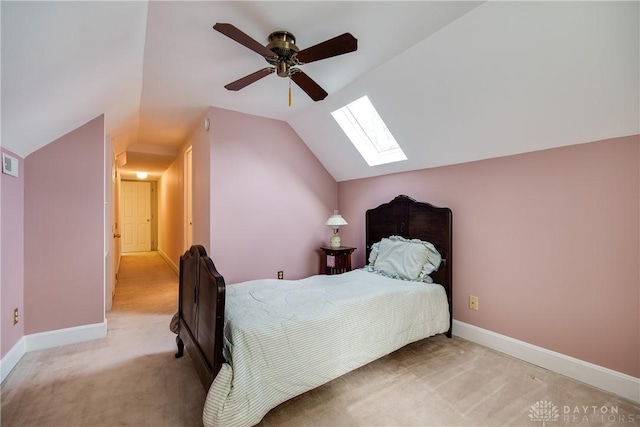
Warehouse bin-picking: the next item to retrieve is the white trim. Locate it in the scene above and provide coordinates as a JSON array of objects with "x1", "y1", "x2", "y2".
[
  {"x1": 25, "y1": 319, "x2": 107, "y2": 353},
  {"x1": 158, "y1": 247, "x2": 179, "y2": 274},
  {"x1": 1, "y1": 321, "x2": 108, "y2": 382},
  {"x1": 453, "y1": 320, "x2": 640, "y2": 404},
  {"x1": 1, "y1": 337, "x2": 26, "y2": 383}
]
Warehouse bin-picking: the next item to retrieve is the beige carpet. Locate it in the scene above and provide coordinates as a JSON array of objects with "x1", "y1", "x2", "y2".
[{"x1": 2, "y1": 251, "x2": 638, "y2": 427}]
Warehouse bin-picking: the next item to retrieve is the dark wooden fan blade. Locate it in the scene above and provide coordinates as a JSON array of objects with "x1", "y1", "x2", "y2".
[
  {"x1": 296, "y1": 33, "x2": 357, "y2": 64},
  {"x1": 213, "y1": 23, "x2": 275, "y2": 58},
  {"x1": 225, "y1": 68, "x2": 274, "y2": 91},
  {"x1": 291, "y1": 71, "x2": 328, "y2": 101}
]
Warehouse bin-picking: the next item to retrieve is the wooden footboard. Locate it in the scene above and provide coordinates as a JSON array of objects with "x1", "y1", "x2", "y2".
[{"x1": 175, "y1": 245, "x2": 226, "y2": 390}]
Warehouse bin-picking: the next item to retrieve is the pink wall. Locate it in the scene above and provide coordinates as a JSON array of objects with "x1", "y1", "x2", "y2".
[
  {"x1": 208, "y1": 107, "x2": 338, "y2": 283},
  {"x1": 338, "y1": 135, "x2": 639, "y2": 377},
  {"x1": 157, "y1": 147, "x2": 185, "y2": 269},
  {"x1": 1, "y1": 149, "x2": 25, "y2": 358},
  {"x1": 24, "y1": 116, "x2": 106, "y2": 333}
]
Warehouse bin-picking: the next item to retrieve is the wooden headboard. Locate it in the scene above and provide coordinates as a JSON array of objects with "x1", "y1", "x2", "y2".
[{"x1": 366, "y1": 195, "x2": 453, "y2": 337}]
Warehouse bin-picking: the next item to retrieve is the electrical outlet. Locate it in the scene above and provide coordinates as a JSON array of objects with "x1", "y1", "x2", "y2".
[
  {"x1": 469, "y1": 295, "x2": 479, "y2": 311},
  {"x1": 13, "y1": 308, "x2": 19, "y2": 325},
  {"x1": 277, "y1": 271, "x2": 284, "y2": 280}
]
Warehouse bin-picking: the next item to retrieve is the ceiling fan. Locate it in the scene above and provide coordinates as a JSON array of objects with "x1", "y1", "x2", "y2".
[{"x1": 213, "y1": 23, "x2": 358, "y2": 103}]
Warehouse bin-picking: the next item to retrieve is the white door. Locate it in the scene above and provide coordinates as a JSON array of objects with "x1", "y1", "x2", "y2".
[{"x1": 121, "y1": 181, "x2": 151, "y2": 253}]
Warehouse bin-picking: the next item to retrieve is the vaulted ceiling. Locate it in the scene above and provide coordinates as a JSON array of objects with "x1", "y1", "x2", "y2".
[{"x1": 2, "y1": 1, "x2": 638, "y2": 181}]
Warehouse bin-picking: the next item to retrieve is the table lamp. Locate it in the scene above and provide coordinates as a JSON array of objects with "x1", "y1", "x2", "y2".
[{"x1": 325, "y1": 210, "x2": 348, "y2": 248}]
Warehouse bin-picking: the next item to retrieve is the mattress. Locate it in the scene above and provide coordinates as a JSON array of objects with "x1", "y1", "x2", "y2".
[{"x1": 202, "y1": 269, "x2": 449, "y2": 427}]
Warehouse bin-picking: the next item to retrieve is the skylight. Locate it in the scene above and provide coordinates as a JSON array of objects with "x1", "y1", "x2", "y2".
[{"x1": 331, "y1": 96, "x2": 407, "y2": 166}]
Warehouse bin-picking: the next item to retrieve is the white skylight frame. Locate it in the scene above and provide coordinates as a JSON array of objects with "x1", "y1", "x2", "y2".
[{"x1": 331, "y1": 95, "x2": 407, "y2": 166}]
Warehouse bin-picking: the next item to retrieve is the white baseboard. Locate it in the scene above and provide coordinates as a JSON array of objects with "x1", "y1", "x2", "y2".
[
  {"x1": 1, "y1": 337, "x2": 26, "y2": 383},
  {"x1": 453, "y1": 320, "x2": 640, "y2": 404},
  {"x1": 158, "y1": 248, "x2": 179, "y2": 274},
  {"x1": 25, "y1": 319, "x2": 107, "y2": 353},
  {"x1": 2, "y1": 319, "x2": 107, "y2": 384}
]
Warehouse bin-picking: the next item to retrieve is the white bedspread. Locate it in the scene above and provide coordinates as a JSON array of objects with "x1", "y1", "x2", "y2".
[{"x1": 202, "y1": 269, "x2": 449, "y2": 427}]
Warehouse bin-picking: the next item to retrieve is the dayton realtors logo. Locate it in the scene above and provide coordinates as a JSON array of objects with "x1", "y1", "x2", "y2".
[
  {"x1": 529, "y1": 400, "x2": 638, "y2": 425},
  {"x1": 529, "y1": 400, "x2": 560, "y2": 426},
  {"x1": 562, "y1": 405, "x2": 636, "y2": 424}
]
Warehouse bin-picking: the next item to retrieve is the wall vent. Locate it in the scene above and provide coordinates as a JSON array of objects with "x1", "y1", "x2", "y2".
[{"x1": 2, "y1": 153, "x2": 19, "y2": 177}]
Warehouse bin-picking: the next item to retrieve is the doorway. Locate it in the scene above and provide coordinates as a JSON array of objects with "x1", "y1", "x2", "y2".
[{"x1": 121, "y1": 180, "x2": 154, "y2": 253}]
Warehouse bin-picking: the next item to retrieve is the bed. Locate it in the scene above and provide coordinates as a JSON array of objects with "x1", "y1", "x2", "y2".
[{"x1": 175, "y1": 195, "x2": 453, "y2": 427}]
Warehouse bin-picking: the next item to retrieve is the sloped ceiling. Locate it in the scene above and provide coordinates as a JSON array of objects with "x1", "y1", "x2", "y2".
[{"x1": 2, "y1": 1, "x2": 638, "y2": 182}]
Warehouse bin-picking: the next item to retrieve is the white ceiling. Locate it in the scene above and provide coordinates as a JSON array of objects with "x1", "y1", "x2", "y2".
[{"x1": 2, "y1": 1, "x2": 638, "y2": 182}]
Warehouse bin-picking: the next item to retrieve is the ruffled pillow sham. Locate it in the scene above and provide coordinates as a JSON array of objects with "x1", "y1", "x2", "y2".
[{"x1": 365, "y1": 235, "x2": 441, "y2": 283}]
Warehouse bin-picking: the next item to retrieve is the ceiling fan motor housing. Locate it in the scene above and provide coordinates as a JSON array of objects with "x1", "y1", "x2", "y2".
[{"x1": 267, "y1": 31, "x2": 300, "y2": 77}]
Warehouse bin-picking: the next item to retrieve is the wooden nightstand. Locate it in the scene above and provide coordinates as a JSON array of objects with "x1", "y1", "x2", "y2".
[{"x1": 320, "y1": 246, "x2": 356, "y2": 275}]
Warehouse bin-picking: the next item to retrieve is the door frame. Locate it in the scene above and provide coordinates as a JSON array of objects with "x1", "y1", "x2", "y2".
[{"x1": 184, "y1": 146, "x2": 193, "y2": 250}]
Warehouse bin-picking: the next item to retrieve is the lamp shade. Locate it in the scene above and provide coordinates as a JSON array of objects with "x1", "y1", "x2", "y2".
[{"x1": 325, "y1": 211, "x2": 348, "y2": 228}]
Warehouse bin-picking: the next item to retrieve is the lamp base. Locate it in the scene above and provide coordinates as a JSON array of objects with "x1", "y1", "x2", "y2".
[{"x1": 330, "y1": 234, "x2": 341, "y2": 248}]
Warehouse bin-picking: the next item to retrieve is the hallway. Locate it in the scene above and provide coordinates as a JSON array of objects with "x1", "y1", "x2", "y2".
[{"x1": 1, "y1": 252, "x2": 205, "y2": 426}]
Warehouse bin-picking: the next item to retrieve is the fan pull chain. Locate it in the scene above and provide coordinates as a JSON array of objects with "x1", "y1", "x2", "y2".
[{"x1": 288, "y1": 77, "x2": 292, "y2": 107}]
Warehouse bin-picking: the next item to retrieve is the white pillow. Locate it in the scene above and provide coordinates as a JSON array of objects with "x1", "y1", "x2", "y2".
[
  {"x1": 368, "y1": 236, "x2": 442, "y2": 282},
  {"x1": 373, "y1": 238, "x2": 430, "y2": 280}
]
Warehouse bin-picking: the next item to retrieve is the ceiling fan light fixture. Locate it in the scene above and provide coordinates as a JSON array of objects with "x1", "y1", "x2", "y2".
[{"x1": 276, "y1": 62, "x2": 289, "y2": 77}]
